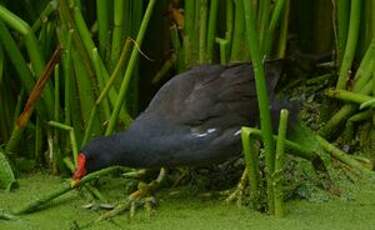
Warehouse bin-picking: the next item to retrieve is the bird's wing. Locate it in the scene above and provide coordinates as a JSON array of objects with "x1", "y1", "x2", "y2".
[{"x1": 141, "y1": 62, "x2": 282, "y2": 131}]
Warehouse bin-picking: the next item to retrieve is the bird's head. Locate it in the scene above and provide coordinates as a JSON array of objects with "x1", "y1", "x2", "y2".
[
  {"x1": 72, "y1": 136, "x2": 115, "y2": 182},
  {"x1": 72, "y1": 153, "x2": 88, "y2": 181}
]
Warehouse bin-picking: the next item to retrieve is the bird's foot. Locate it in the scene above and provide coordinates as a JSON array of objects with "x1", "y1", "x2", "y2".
[
  {"x1": 95, "y1": 168, "x2": 167, "y2": 222},
  {"x1": 225, "y1": 168, "x2": 248, "y2": 206}
]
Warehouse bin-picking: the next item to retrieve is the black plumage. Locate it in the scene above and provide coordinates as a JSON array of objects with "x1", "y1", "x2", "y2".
[{"x1": 78, "y1": 61, "x2": 293, "y2": 175}]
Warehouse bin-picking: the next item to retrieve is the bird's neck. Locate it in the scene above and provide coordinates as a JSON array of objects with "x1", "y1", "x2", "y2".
[
  {"x1": 104, "y1": 131, "x2": 147, "y2": 168},
  {"x1": 87, "y1": 117, "x2": 172, "y2": 169}
]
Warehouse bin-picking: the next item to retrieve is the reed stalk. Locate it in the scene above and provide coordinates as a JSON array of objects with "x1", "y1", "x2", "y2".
[
  {"x1": 276, "y1": 0, "x2": 289, "y2": 58},
  {"x1": 184, "y1": 0, "x2": 195, "y2": 67},
  {"x1": 0, "y1": 5, "x2": 46, "y2": 77},
  {"x1": 320, "y1": 78, "x2": 373, "y2": 138},
  {"x1": 241, "y1": 127, "x2": 261, "y2": 210},
  {"x1": 47, "y1": 121, "x2": 78, "y2": 166},
  {"x1": 242, "y1": 127, "x2": 319, "y2": 167},
  {"x1": 316, "y1": 135, "x2": 373, "y2": 175},
  {"x1": 111, "y1": 0, "x2": 125, "y2": 68},
  {"x1": 72, "y1": 6, "x2": 114, "y2": 101},
  {"x1": 152, "y1": 54, "x2": 177, "y2": 84},
  {"x1": 326, "y1": 88, "x2": 374, "y2": 105},
  {"x1": 344, "y1": 110, "x2": 372, "y2": 141},
  {"x1": 106, "y1": 0, "x2": 157, "y2": 135},
  {"x1": 352, "y1": 38, "x2": 375, "y2": 91},
  {"x1": 336, "y1": 0, "x2": 361, "y2": 89},
  {"x1": 320, "y1": 38, "x2": 375, "y2": 138},
  {"x1": 198, "y1": 0, "x2": 208, "y2": 64},
  {"x1": 0, "y1": 150, "x2": 16, "y2": 191},
  {"x1": 265, "y1": 0, "x2": 286, "y2": 56},
  {"x1": 96, "y1": 0, "x2": 110, "y2": 57},
  {"x1": 206, "y1": 0, "x2": 219, "y2": 63},
  {"x1": 225, "y1": 0, "x2": 234, "y2": 59},
  {"x1": 216, "y1": 38, "x2": 228, "y2": 65},
  {"x1": 335, "y1": 0, "x2": 350, "y2": 65},
  {"x1": 31, "y1": 0, "x2": 58, "y2": 32},
  {"x1": 52, "y1": 64, "x2": 63, "y2": 172},
  {"x1": 13, "y1": 166, "x2": 125, "y2": 215},
  {"x1": 274, "y1": 109, "x2": 288, "y2": 217},
  {"x1": 0, "y1": 20, "x2": 40, "y2": 108},
  {"x1": 82, "y1": 39, "x2": 133, "y2": 146},
  {"x1": 257, "y1": 0, "x2": 271, "y2": 55},
  {"x1": 230, "y1": 0, "x2": 246, "y2": 62},
  {"x1": 5, "y1": 47, "x2": 61, "y2": 156},
  {"x1": 243, "y1": 0, "x2": 275, "y2": 214},
  {"x1": 63, "y1": 30, "x2": 73, "y2": 125}
]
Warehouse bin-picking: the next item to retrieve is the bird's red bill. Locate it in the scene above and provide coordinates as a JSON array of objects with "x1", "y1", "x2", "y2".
[{"x1": 73, "y1": 153, "x2": 87, "y2": 180}]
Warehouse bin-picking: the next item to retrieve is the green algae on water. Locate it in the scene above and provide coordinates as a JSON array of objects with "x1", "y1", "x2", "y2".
[{"x1": 1, "y1": 173, "x2": 375, "y2": 230}]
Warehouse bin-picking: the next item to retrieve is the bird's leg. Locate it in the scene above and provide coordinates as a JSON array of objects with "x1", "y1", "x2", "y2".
[
  {"x1": 225, "y1": 168, "x2": 248, "y2": 206},
  {"x1": 82, "y1": 169, "x2": 147, "y2": 211},
  {"x1": 95, "y1": 168, "x2": 167, "y2": 222}
]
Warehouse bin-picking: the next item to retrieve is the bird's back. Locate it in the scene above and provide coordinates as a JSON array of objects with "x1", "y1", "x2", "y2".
[{"x1": 125, "y1": 62, "x2": 284, "y2": 167}]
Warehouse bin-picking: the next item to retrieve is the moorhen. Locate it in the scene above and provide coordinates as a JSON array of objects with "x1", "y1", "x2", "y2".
[{"x1": 73, "y1": 62, "x2": 290, "y2": 180}]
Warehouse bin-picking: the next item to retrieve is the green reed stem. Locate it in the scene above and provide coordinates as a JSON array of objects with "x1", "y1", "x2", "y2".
[
  {"x1": 336, "y1": 0, "x2": 361, "y2": 89},
  {"x1": 344, "y1": 110, "x2": 372, "y2": 141},
  {"x1": 111, "y1": 0, "x2": 125, "y2": 68},
  {"x1": 326, "y1": 88, "x2": 374, "y2": 105},
  {"x1": 321, "y1": 39, "x2": 375, "y2": 138},
  {"x1": 48, "y1": 121, "x2": 78, "y2": 166},
  {"x1": 31, "y1": 0, "x2": 58, "y2": 32},
  {"x1": 0, "y1": 20, "x2": 35, "y2": 94},
  {"x1": 106, "y1": 0, "x2": 156, "y2": 135},
  {"x1": 216, "y1": 38, "x2": 228, "y2": 65},
  {"x1": 0, "y1": 5, "x2": 46, "y2": 77},
  {"x1": 242, "y1": 127, "x2": 319, "y2": 169},
  {"x1": 265, "y1": 0, "x2": 286, "y2": 56},
  {"x1": 96, "y1": 0, "x2": 110, "y2": 56},
  {"x1": 335, "y1": 0, "x2": 350, "y2": 65},
  {"x1": 206, "y1": 0, "x2": 219, "y2": 63},
  {"x1": 198, "y1": 0, "x2": 208, "y2": 64},
  {"x1": 63, "y1": 30, "x2": 73, "y2": 125},
  {"x1": 71, "y1": 49, "x2": 101, "y2": 134},
  {"x1": 352, "y1": 38, "x2": 375, "y2": 91},
  {"x1": 53, "y1": 64, "x2": 62, "y2": 171},
  {"x1": 257, "y1": 0, "x2": 271, "y2": 55},
  {"x1": 13, "y1": 166, "x2": 124, "y2": 215},
  {"x1": 83, "y1": 39, "x2": 131, "y2": 146},
  {"x1": 225, "y1": 0, "x2": 234, "y2": 57},
  {"x1": 243, "y1": 0, "x2": 275, "y2": 214},
  {"x1": 100, "y1": 39, "x2": 132, "y2": 105},
  {"x1": 82, "y1": 39, "x2": 133, "y2": 147},
  {"x1": 230, "y1": 0, "x2": 247, "y2": 62},
  {"x1": 54, "y1": 65, "x2": 60, "y2": 126},
  {"x1": 360, "y1": 98, "x2": 375, "y2": 110},
  {"x1": 152, "y1": 54, "x2": 177, "y2": 84},
  {"x1": 92, "y1": 48, "x2": 111, "y2": 119},
  {"x1": 316, "y1": 135, "x2": 373, "y2": 175},
  {"x1": 184, "y1": 0, "x2": 195, "y2": 67},
  {"x1": 274, "y1": 109, "x2": 288, "y2": 217},
  {"x1": 35, "y1": 117, "x2": 43, "y2": 164},
  {"x1": 170, "y1": 26, "x2": 183, "y2": 71},
  {"x1": 241, "y1": 127, "x2": 261, "y2": 210},
  {"x1": 277, "y1": 0, "x2": 289, "y2": 58},
  {"x1": 320, "y1": 81, "x2": 373, "y2": 139},
  {"x1": 73, "y1": 5, "x2": 130, "y2": 124},
  {"x1": 0, "y1": 44, "x2": 3, "y2": 84}
]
